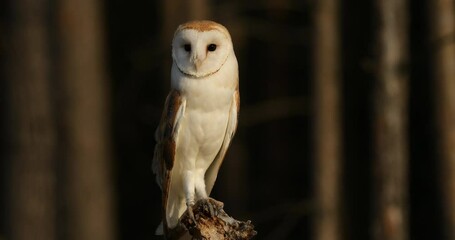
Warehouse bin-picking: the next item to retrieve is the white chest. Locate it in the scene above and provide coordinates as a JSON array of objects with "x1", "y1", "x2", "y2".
[
  {"x1": 171, "y1": 57, "x2": 238, "y2": 164},
  {"x1": 181, "y1": 78, "x2": 233, "y2": 142}
]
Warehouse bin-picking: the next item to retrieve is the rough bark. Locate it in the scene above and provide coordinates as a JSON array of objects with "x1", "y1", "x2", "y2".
[
  {"x1": 5, "y1": 0, "x2": 57, "y2": 239},
  {"x1": 313, "y1": 0, "x2": 342, "y2": 239},
  {"x1": 167, "y1": 198, "x2": 256, "y2": 240},
  {"x1": 57, "y1": 0, "x2": 115, "y2": 239},
  {"x1": 429, "y1": 0, "x2": 455, "y2": 239},
  {"x1": 373, "y1": 0, "x2": 409, "y2": 239}
]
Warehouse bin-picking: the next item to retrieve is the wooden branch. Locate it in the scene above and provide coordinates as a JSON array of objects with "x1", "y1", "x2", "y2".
[{"x1": 167, "y1": 198, "x2": 257, "y2": 240}]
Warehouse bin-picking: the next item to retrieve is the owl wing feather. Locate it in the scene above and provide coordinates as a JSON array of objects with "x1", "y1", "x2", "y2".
[
  {"x1": 152, "y1": 89, "x2": 185, "y2": 232},
  {"x1": 205, "y1": 87, "x2": 240, "y2": 195}
]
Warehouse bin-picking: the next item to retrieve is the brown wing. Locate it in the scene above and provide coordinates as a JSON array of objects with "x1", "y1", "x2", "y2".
[
  {"x1": 152, "y1": 89, "x2": 185, "y2": 233},
  {"x1": 205, "y1": 87, "x2": 240, "y2": 195}
]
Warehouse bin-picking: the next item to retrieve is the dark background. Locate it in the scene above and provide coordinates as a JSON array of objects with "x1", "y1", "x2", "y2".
[{"x1": 1, "y1": 0, "x2": 453, "y2": 239}]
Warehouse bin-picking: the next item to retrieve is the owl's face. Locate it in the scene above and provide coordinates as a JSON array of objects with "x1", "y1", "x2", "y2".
[{"x1": 172, "y1": 21, "x2": 233, "y2": 78}]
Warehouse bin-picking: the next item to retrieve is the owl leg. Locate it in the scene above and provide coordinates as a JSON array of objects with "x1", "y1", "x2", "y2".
[
  {"x1": 194, "y1": 170, "x2": 215, "y2": 217},
  {"x1": 186, "y1": 203, "x2": 196, "y2": 223},
  {"x1": 183, "y1": 170, "x2": 197, "y2": 223},
  {"x1": 194, "y1": 169, "x2": 208, "y2": 199}
]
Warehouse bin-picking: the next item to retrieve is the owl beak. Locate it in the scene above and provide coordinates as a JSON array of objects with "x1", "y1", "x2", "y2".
[
  {"x1": 191, "y1": 56, "x2": 202, "y2": 71},
  {"x1": 195, "y1": 60, "x2": 203, "y2": 71},
  {"x1": 191, "y1": 51, "x2": 205, "y2": 71}
]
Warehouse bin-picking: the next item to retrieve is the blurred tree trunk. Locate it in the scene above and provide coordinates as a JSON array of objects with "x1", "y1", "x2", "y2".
[
  {"x1": 162, "y1": 0, "x2": 210, "y2": 39},
  {"x1": 5, "y1": 0, "x2": 56, "y2": 239},
  {"x1": 373, "y1": 0, "x2": 409, "y2": 239},
  {"x1": 430, "y1": 0, "x2": 455, "y2": 239},
  {"x1": 312, "y1": 0, "x2": 342, "y2": 239},
  {"x1": 57, "y1": 0, "x2": 115, "y2": 239},
  {"x1": 188, "y1": 0, "x2": 209, "y2": 20}
]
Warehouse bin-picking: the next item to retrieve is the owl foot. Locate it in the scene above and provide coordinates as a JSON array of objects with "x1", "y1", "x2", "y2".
[
  {"x1": 183, "y1": 198, "x2": 225, "y2": 228},
  {"x1": 199, "y1": 198, "x2": 216, "y2": 218},
  {"x1": 177, "y1": 198, "x2": 257, "y2": 240}
]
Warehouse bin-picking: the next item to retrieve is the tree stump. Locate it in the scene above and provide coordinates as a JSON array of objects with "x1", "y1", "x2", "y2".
[{"x1": 167, "y1": 198, "x2": 256, "y2": 240}]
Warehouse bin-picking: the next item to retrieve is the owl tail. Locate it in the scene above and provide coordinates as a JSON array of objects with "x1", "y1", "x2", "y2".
[{"x1": 155, "y1": 221, "x2": 164, "y2": 235}]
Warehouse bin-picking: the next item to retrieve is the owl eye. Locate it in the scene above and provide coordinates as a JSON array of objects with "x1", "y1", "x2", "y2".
[
  {"x1": 207, "y1": 44, "x2": 217, "y2": 52},
  {"x1": 183, "y1": 44, "x2": 191, "y2": 52}
]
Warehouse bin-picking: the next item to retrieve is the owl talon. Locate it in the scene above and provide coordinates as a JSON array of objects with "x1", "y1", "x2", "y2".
[
  {"x1": 200, "y1": 199, "x2": 216, "y2": 218},
  {"x1": 208, "y1": 201, "x2": 215, "y2": 217},
  {"x1": 187, "y1": 204, "x2": 196, "y2": 223}
]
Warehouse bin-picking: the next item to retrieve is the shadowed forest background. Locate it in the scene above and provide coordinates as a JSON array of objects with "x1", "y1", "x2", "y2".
[{"x1": 1, "y1": 0, "x2": 455, "y2": 239}]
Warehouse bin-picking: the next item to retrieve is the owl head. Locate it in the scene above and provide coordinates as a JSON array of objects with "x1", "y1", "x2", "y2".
[{"x1": 172, "y1": 20, "x2": 234, "y2": 78}]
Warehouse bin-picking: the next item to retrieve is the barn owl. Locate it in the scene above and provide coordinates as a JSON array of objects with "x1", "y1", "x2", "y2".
[{"x1": 152, "y1": 20, "x2": 239, "y2": 235}]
